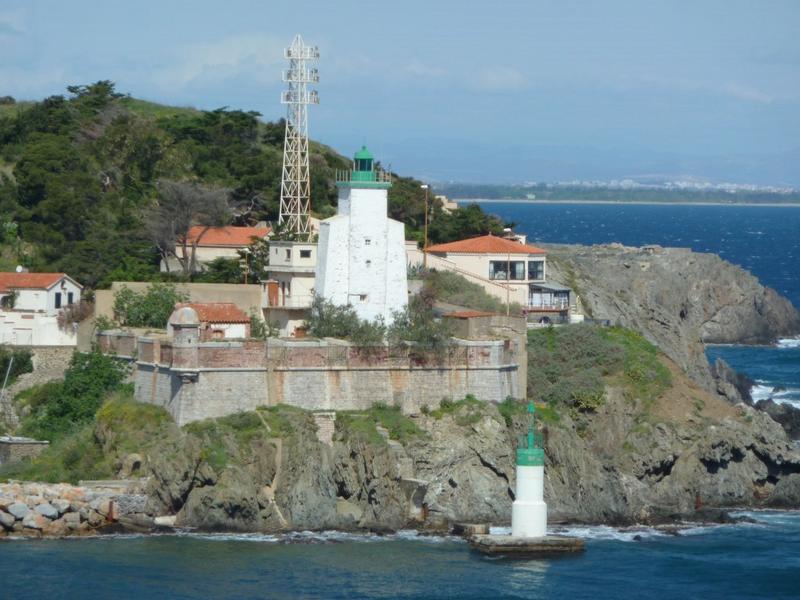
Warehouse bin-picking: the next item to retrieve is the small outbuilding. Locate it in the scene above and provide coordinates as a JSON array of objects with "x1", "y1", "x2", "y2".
[{"x1": 170, "y1": 302, "x2": 251, "y2": 340}]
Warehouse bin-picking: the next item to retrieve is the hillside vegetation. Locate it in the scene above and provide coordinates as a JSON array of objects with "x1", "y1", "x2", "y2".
[{"x1": 0, "y1": 82, "x2": 505, "y2": 288}]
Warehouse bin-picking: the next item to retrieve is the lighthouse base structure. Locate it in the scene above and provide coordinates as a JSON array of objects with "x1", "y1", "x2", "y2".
[
  {"x1": 511, "y1": 464, "x2": 547, "y2": 538},
  {"x1": 469, "y1": 534, "x2": 585, "y2": 557},
  {"x1": 467, "y1": 401, "x2": 584, "y2": 558}
]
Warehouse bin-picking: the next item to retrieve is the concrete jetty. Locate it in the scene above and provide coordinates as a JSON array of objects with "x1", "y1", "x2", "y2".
[{"x1": 469, "y1": 534, "x2": 584, "y2": 557}]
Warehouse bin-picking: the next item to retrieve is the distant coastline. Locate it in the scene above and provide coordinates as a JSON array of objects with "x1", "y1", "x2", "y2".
[{"x1": 458, "y1": 198, "x2": 800, "y2": 208}]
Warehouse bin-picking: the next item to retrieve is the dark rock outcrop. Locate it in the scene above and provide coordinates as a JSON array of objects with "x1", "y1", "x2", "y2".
[
  {"x1": 755, "y1": 400, "x2": 800, "y2": 440},
  {"x1": 712, "y1": 358, "x2": 754, "y2": 405}
]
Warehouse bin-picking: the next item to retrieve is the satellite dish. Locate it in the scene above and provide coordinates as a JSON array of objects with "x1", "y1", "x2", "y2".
[{"x1": 15, "y1": 265, "x2": 23, "y2": 273}]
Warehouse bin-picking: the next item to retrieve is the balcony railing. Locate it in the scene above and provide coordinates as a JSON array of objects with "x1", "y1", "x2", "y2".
[
  {"x1": 527, "y1": 298, "x2": 570, "y2": 310},
  {"x1": 264, "y1": 294, "x2": 314, "y2": 309}
]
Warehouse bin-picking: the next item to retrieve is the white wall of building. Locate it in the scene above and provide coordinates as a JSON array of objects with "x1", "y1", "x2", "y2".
[{"x1": 0, "y1": 312, "x2": 77, "y2": 346}]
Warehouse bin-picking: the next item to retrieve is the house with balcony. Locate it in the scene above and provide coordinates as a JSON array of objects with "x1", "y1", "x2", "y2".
[
  {"x1": 263, "y1": 240, "x2": 317, "y2": 337},
  {"x1": 422, "y1": 234, "x2": 579, "y2": 324},
  {"x1": 0, "y1": 272, "x2": 83, "y2": 345}
]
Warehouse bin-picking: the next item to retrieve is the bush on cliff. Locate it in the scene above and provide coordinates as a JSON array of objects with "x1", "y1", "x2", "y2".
[
  {"x1": 0, "y1": 346, "x2": 32, "y2": 380},
  {"x1": 527, "y1": 325, "x2": 671, "y2": 414},
  {"x1": 1, "y1": 390, "x2": 174, "y2": 484},
  {"x1": 0, "y1": 346, "x2": 33, "y2": 385},
  {"x1": 417, "y1": 269, "x2": 523, "y2": 314},
  {"x1": 18, "y1": 349, "x2": 129, "y2": 441}
]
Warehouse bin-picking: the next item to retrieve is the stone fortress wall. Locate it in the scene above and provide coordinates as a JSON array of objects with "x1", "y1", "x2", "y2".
[{"x1": 98, "y1": 327, "x2": 524, "y2": 426}]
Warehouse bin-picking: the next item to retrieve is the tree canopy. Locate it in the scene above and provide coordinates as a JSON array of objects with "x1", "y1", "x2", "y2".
[{"x1": 0, "y1": 81, "x2": 508, "y2": 287}]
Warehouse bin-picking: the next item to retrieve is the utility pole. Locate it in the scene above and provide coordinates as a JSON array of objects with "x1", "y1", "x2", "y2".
[
  {"x1": 421, "y1": 184, "x2": 429, "y2": 269},
  {"x1": 506, "y1": 250, "x2": 511, "y2": 316}
]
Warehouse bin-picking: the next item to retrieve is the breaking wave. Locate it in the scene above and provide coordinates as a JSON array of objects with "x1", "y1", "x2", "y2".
[
  {"x1": 750, "y1": 381, "x2": 800, "y2": 407},
  {"x1": 776, "y1": 337, "x2": 800, "y2": 349}
]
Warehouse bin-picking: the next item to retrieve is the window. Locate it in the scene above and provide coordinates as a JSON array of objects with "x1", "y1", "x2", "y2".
[
  {"x1": 67, "y1": 292, "x2": 74, "y2": 305},
  {"x1": 300, "y1": 249, "x2": 311, "y2": 258},
  {"x1": 364, "y1": 238, "x2": 371, "y2": 246},
  {"x1": 54, "y1": 292, "x2": 62, "y2": 309},
  {"x1": 359, "y1": 294, "x2": 368, "y2": 302},
  {"x1": 489, "y1": 260, "x2": 525, "y2": 280},
  {"x1": 285, "y1": 249, "x2": 291, "y2": 260},
  {"x1": 528, "y1": 260, "x2": 545, "y2": 281},
  {"x1": 365, "y1": 260, "x2": 372, "y2": 268}
]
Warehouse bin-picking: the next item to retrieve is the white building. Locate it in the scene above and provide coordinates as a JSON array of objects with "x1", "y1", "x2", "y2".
[
  {"x1": 418, "y1": 234, "x2": 581, "y2": 324},
  {"x1": 0, "y1": 272, "x2": 83, "y2": 346},
  {"x1": 315, "y1": 146, "x2": 408, "y2": 323},
  {"x1": 263, "y1": 239, "x2": 317, "y2": 337},
  {"x1": 170, "y1": 302, "x2": 251, "y2": 340}
]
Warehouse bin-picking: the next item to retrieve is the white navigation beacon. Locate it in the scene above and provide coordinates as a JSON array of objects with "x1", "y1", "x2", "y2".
[{"x1": 511, "y1": 401, "x2": 548, "y2": 538}]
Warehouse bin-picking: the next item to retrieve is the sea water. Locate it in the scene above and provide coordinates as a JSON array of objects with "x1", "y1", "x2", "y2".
[
  {"x1": 476, "y1": 202, "x2": 800, "y2": 407},
  {"x1": 1, "y1": 512, "x2": 799, "y2": 599}
]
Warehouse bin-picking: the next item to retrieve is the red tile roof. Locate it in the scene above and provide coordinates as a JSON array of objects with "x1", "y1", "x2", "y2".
[
  {"x1": 426, "y1": 234, "x2": 546, "y2": 255},
  {"x1": 183, "y1": 226, "x2": 270, "y2": 247},
  {"x1": 0, "y1": 272, "x2": 75, "y2": 293},
  {"x1": 175, "y1": 302, "x2": 250, "y2": 324}
]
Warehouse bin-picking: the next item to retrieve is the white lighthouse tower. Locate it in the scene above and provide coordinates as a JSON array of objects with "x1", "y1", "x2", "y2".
[
  {"x1": 314, "y1": 147, "x2": 408, "y2": 323},
  {"x1": 511, "y1": 402, "x2": 548, "y2": 538}
]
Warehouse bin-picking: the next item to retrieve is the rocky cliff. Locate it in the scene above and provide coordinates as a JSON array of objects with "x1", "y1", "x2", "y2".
[
  {"x1": 543, "y1": 243, "x2": 800, "y2": 390},
  {"x1": 134, "y1": 370, "x2": 800, "y2": 533}
]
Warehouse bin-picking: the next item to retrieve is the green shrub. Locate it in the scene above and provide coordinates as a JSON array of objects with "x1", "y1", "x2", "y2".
[
  {"x1": 420, "y1": 269, "x2": 523, "y2": 314},
  {"x1": 0, "y1": 425, "x2": 113, "y2": 484},
  {"x1": 0, "y1": 346, "x2": 33, "y2": 385},
  {"x1": 113, "y1": 283, "x2": 188, "y2": 329},
  {"x1": 429, "y1": 394, "x2": 486, "y2": 426},
  {"x1": 19, "y1": 349, "x2": 129, "y2": 441},
  {"x1": 335, "y1": 413, "x2": 385, "y2": 446},
  {"x1": 94, "y1": 391, "x2": 173, "y2": 456},
  {"x1": 388, "y1": 296, "x2": 452, "y2": 359},
  {"x1": 368, "y1": 403, "x2": 424, "y2": 444},
  {"x1": 497, "y1": 396, "x2": 527, "y2": 426},
  {"x1": 527, "y1": 324, "x2": 671, "y2": 413},
  {"x1": 305, "y1": 296, "x2": 386, "y2": 344}
]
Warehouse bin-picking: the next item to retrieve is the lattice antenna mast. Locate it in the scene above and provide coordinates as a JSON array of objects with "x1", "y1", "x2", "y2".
[{"x1": 279, "y1": 34, "x2": 319, "y2": 238}]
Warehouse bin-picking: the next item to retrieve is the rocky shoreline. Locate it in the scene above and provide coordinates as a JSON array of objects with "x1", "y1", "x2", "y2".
[
  {"x1": 0, "y1": 481, "x2": 154, "y2": 539},
  {"x1": 0, "y1": 478, "x2": 776, "y2": 541}
]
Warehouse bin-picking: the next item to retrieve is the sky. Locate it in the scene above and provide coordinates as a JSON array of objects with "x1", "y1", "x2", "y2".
[{"x1": 1, "y1": 0, "x2": 799, "y2": 186}]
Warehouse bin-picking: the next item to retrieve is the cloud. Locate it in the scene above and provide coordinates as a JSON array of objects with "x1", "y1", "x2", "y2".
[
  {"x1": 469, "y1": 66, "x2": 527, "y2": 92},
  {"x1": 402, "y1": 60, "x2": 446, "y2": 78},
  {"x1": 632, "y1": 75, "x2": 776, "y2": 104},
  {"x1": 153, "y1": 33, "x2": 286, "y2": 89},
  {"x1": 721, "y1": 83, "x2": 773, "y2": 104},
  {"x1": 0, "y1": 21, "x2": 22, "y2": 36},
  {"x1": 0, "y1": 6, "x2": 26, "y2": 37}
]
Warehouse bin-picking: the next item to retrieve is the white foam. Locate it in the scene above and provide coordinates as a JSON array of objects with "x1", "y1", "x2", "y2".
[
  {"x1": 777, "y1": 337, "x2": 800, "y2": 349},
  {"x1": 555, "y1": 525, "x2": 670, "y2": 542},
  {"x1": 751, "y1": 384, "x2": 775, "y2": 402},
  {"x1": 171, "y1": 529, "x2": 459, "y2": 545}
]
